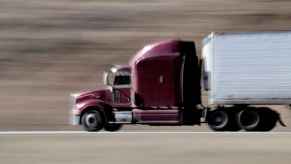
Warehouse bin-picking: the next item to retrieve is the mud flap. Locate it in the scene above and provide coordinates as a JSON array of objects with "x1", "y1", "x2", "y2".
[{"x1": 278, "y1": 114, "x2": 287, "y2": 127}]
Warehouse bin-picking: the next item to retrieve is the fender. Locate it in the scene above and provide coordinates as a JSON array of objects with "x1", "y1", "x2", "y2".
[
  {"x1": 78, "y1": 99, "x2": 106, "y2": 112},
  {"x1": 77, "y1": 99, "x2": 114, "y2": 124}
]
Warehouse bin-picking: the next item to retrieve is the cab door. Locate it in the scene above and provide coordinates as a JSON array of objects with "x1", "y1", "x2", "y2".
[{"x1": 112, "y1": 74, "x2": 131, "y2": 106}]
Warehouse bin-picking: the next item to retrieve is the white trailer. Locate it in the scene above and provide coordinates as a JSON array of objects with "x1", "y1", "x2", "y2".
[
  {"x1": 203, "y1": 31, "x2": 291, "y2": 105},
  {"x1": 202, "y1": 31, "x2": 288, "y2": 131}
]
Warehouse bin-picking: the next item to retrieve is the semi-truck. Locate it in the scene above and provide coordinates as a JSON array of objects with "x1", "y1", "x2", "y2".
[{"x1": 70, "y1": 31, "x2": 289, "y2": 132}]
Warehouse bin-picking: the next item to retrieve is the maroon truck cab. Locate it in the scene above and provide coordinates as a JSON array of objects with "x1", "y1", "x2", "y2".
[
  {"x1": 130, "y1": 40, "x2": 201, "y2": 108},
  {"x1": 70, "y1": 40, "x2": 202, "y2": 132},
  {"x1": 130, "y1": 40, "x2": 202, "y2": 125}
]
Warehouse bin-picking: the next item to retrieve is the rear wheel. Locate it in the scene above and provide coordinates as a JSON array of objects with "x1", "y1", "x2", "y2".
[
  {"x1": 207, "y1": 108, "x2": 241, "y2": 131},
  {"x1": 237, "y1": 109, "x2": 260, "y2": 131},
  {"x1": 238, "y1": 107, "x2": 278, "y2": 131},
  {"x1": 258, "y1": 108, "x2": 278, "y2": 131},
  {"x1": 81, "y1": 110, "x2": 104, "y2": 132}
]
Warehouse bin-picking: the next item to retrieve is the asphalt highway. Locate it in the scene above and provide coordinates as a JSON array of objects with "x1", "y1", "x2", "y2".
[{"x1": 1, "y1": 132, "x2": 291, "y2": 164}]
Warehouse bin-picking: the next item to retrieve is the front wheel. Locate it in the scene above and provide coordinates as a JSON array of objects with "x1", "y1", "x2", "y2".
[{"x1": 81, "y1": 110, "x2": 104, "y2": 132}]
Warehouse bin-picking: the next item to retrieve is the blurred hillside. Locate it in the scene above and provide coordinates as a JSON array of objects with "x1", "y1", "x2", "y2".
[{"x1": 1, "y1": 0, "x2": 291, "y2": 130}]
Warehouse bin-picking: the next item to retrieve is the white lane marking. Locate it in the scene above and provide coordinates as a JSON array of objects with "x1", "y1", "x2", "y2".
[{"x1": 0, "y1": 131, "x2": 291, "y2": 135}]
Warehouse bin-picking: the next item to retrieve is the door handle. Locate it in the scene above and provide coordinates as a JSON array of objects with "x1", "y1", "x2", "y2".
[{"x1": 159, "y1": 75, "x2": 164, "y2": 84}]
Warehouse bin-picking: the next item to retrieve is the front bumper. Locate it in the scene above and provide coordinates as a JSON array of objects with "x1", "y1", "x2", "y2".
[
  {"x1": 71, "y1": 115, "x2": 80, "y2": 126},
  {"x1": 70, "y1": 93, "x2": 81, "y2": 125}
]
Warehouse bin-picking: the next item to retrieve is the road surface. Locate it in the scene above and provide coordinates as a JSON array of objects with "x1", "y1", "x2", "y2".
[{"x1": 0, "y1": 132, "x2": 291, "y2": 164}]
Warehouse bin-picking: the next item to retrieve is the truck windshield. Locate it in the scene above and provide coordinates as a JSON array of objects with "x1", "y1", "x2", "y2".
[{"x1": 114, "y1": 75, "x2": 130, "y2": 85}]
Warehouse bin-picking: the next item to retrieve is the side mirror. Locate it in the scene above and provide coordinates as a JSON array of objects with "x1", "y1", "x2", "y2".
[
  {"x1": 103, "y1": 72, "x2": 109, "y2": 85},
  {"x1": 201, "y1": 60, "x2": 209, "y2": 91}
]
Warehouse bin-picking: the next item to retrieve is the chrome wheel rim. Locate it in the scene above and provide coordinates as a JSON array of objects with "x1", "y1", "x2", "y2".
[{"x1": 85, "y1": 113, "x2": 98, "y2": 127}]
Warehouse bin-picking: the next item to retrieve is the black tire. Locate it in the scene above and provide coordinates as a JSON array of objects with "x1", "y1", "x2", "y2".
[
  {"x1": 81, "y1": 110, "x2": 104, "y2": 132},
  {"x1": 237, "y1": 109, "x2": 260, "y2": 131},
  {"x1": 238, "y1": 107, "x2": 278, "y2": 132},
  {"x1": 104, "y1": 123, "x2": 123, "y2": 132},
  {"x1": 207, "y1": 108, "x2": 241, "y2": 131},
  {"x1": 227, "y1": 109, "x2": 242, "y2": 131},
  {"x1": 257, "y1": 108, "x2": 278, "y2": 131}
]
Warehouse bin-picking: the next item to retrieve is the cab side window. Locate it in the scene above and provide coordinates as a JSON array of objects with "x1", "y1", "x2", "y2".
[{"x1": 114, "y1": 75, "x2": 131, "y2": 85}]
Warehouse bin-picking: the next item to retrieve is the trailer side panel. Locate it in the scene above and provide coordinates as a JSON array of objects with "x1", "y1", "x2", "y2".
[{"x1": 203, "y1": 32, "x2": 291, "y2": 105}]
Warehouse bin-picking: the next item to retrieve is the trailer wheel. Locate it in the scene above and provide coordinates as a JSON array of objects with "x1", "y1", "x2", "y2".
[
  {"x1": 227, "y1": 110, "x2": 242, "y2": 131},
  {"x1": 238, "y1": 108, "x2": 278, "y2": 131},
  {"x1": 81, "y1": 110, "x2": 104, "y2": 132},
  {"x1": 207, "y1": 109, "x2": 240, "y2": 131},
  {"x1": 257, "y1": 108, "x2": 278, "y2": 131},
  {"x1": 237, "y1": 109, "x2": 260, "y2": 131},
  {"x1": 104, "y1": 123, "x2": 123, "y2": 132}
]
